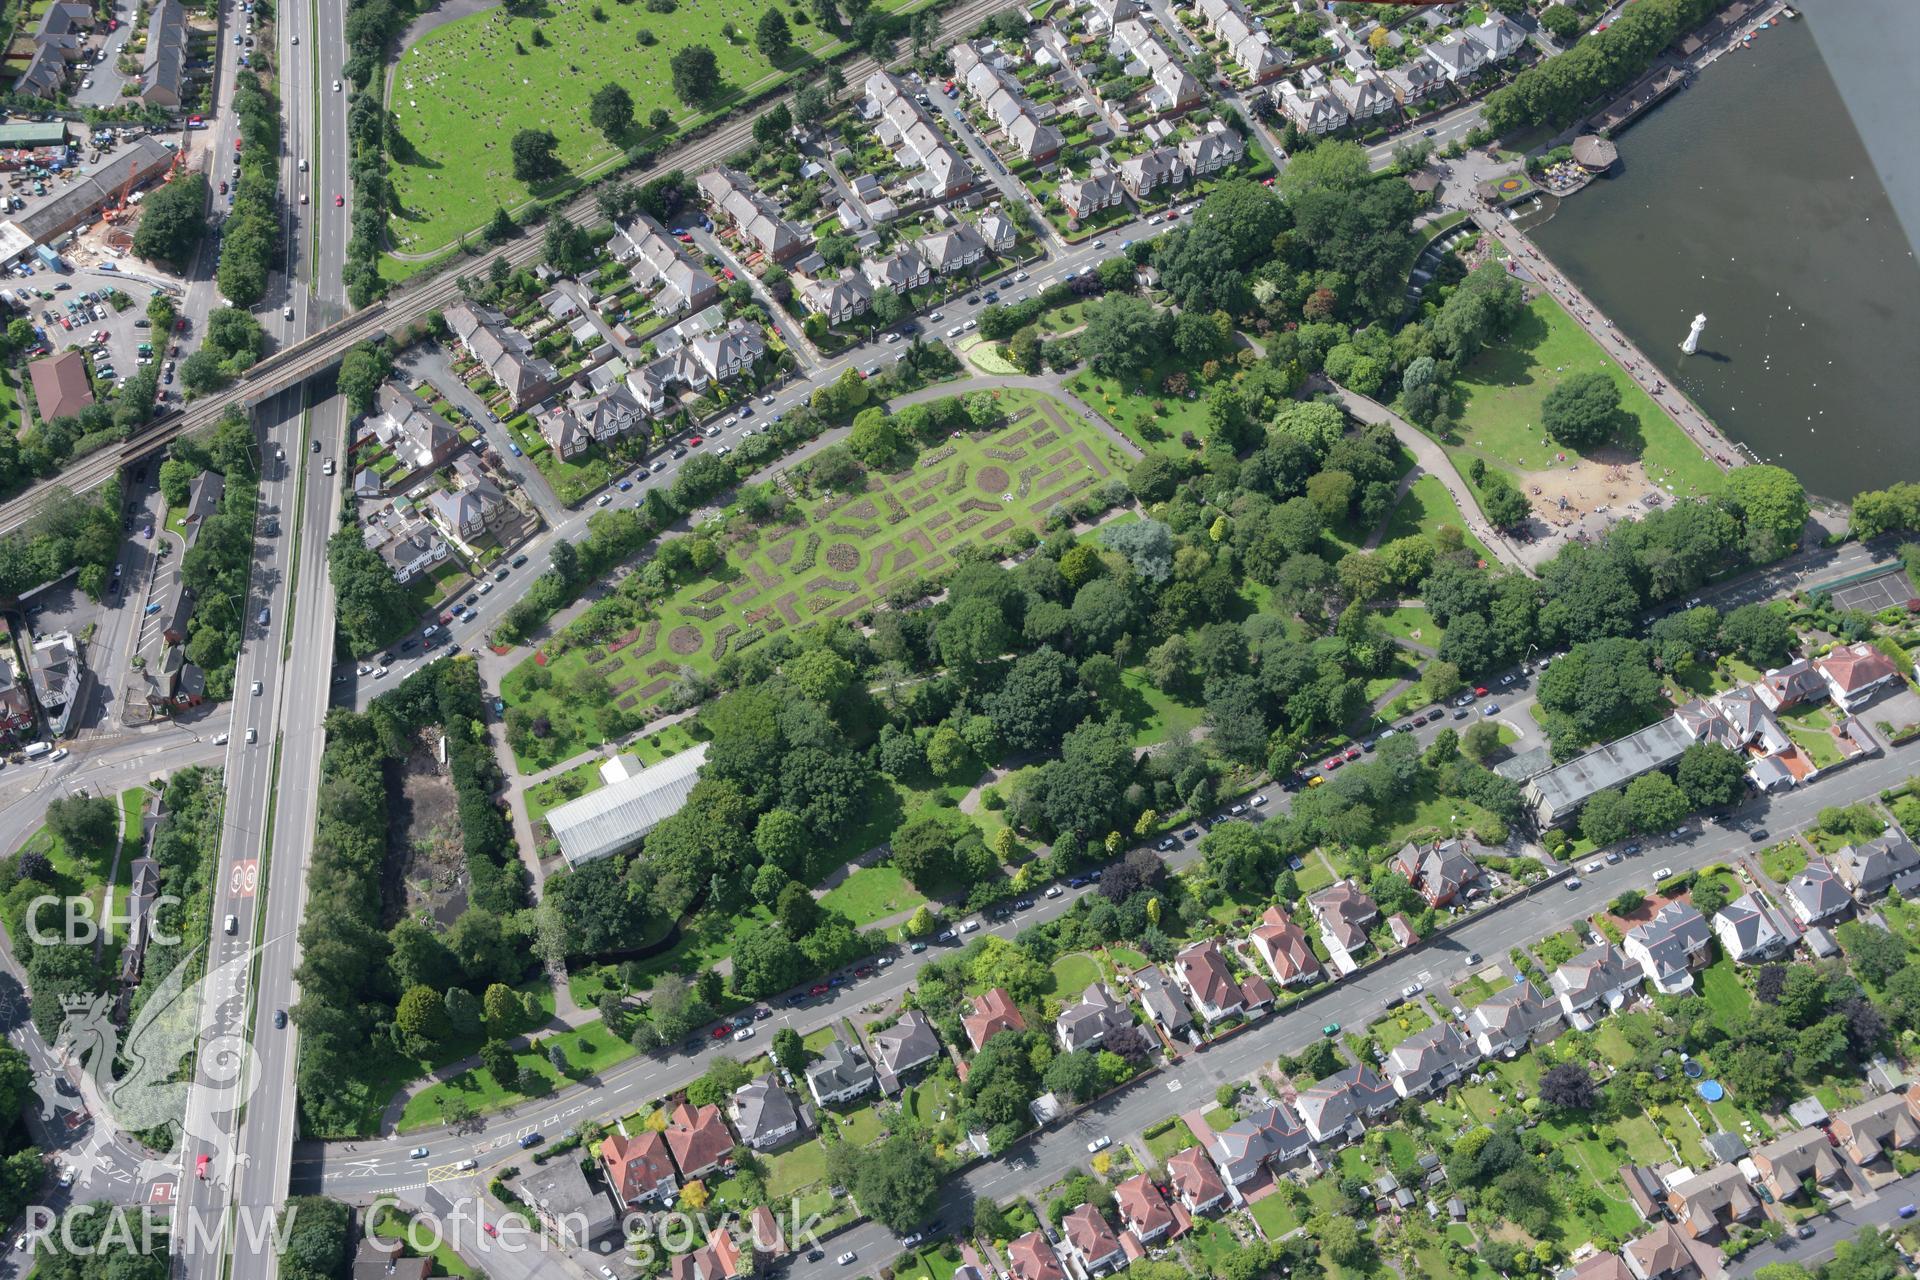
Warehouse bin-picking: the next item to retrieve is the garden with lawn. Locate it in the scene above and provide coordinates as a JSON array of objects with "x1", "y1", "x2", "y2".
[
  {"x1": 1446, "y1": 294, "x2": 1724, "y2": 501},
  {"x1": 502, "y1": 391, "x2": 1129, "y2": 770},
  {"x1": 382, "y1": 0, "x2": 931, "y2": 267},
  {"x1": 819, "y1": 863, "x2": 927, "y2": 927}
]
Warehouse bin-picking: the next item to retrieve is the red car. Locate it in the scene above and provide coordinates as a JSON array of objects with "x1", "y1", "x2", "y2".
[
  {"x1": 809, "y1": 983, "x2": 829, "y2": 996},
  {"x1": 1344, "y1": 747, "x2": 1362, "y2": 761},
  {"x1": 482, "y1": 1223, "x2": 498, "y2": 1238},
  {"x1": 334, "y1": 195, "x2": 344, "y2": 206},
  {"x1": 234, "y1": 138, "x2": 243, "y2": 152},
  {"x1": 196, "y1": 1154, "x2": 210, "y2": 1180},
  {"x1": 108, "y1": 17, "x2": 117, "y2": 28},
  {"x1": 218, "y1": 180, "x2": 227, "y2": 194},
  {"x1": 439, "y1": 612, "x2": 453, "y2": 625},
  {"x1": 721, "y1": 266, "x2": 736, "y2": 281},
  {"x1": 188, "y1": 114, "x2": 203, "y2": 126},
  {"x1": 687, "y1": 435, "x2": 704, "y2": 446},
  {"x1": 854, "y1": 965, "x2": 875, "y2": 978},
  {"x1": 1324, "y1": 756, "x2": 1342, "y2": 771},
  {"x1": 709, "y1": 1024, "x2": 732, "y2": 1039},
  {"x1": 1473, "y1": 686, "x2": 1488, "y2": 697}
]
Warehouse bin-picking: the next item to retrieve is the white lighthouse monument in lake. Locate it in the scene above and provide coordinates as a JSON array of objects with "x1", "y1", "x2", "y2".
[{"x1": 1681, "y1": 313, "x2": 1706, "y2": 355}]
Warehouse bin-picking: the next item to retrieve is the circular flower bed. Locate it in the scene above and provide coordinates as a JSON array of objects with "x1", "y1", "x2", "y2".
[
  {"x1": 668, "y1": 626, "x2": 703, "y2": 655},
  {"x1": 977, "y1": 466, "x2": 1011, "y2": 494},
  {"x1": 824, "y1": 543, "x2": 861, "y2": 572}
]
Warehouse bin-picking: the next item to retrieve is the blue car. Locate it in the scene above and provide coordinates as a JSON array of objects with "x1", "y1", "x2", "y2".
[
  {"x1": 618, "y1": 479, "x2": 633, "y2": 491},
  {"x1": 507, "y1": 440, "x2": 522, "y2": 457}
]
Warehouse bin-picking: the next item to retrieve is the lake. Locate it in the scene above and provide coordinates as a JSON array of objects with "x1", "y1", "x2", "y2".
[{"x1": 1525, "y1": 0, "x2": 1920, "y2": 504}]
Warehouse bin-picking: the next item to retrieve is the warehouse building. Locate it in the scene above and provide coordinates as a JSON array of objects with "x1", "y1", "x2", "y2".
[{"x1": 1523, "y1": 716, "x2": 1694, "y2": 829}]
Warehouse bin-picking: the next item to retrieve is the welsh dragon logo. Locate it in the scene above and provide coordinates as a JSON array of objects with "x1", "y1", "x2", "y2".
[{"x1": 32, "y1": 946, "x2": 263, "y2": 1192}]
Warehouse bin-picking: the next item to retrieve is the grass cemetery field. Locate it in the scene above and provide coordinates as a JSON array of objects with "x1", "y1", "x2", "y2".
[{"x1": 383, "y1": 0, "x2": 926, "y2": 265}]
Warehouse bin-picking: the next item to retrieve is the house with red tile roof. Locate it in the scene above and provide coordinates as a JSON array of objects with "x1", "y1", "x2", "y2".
[
  {"x1": 664, "y1": 1101, "x2": 736, "y2": 1179},
  {"x1": 963, "y1": 988, "x2": 1027, "y2": 1051},
  {"x1": 1114, "y1": 1173, "x2": 1175, "y2": 1244},
  {"x1": 1171, "y1": 940, "x2": 1245, "y2": 1023},
  {"x1": 1061, "y1": 1203, "x2": 1125, "y2": 1273},
  {"x1": 1250, "y1": 906, "x2": 1321, "y2": 987},
  {"x1": 749, "y1": 1205, "x2": 786, "y2": 1256},
  {"x1": 1166, "y1": 1145, "x2": 1228, "y2": 1214},
  {"x1": 600, "y1": 1131, "x2": 677, "y2": 1206},
  {"x1": 1007, "y1": 1229, "x2": 1066, "y2": 1280},
  {"x1": 1815, "y1": 642, "x2": 1900, "y2": 711}
]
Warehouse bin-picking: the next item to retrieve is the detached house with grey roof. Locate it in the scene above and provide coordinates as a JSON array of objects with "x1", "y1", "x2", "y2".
[
  {"x1": 1209, "y1": 1102, "x2": 1309, "y2": 1184},
  {"x1": 1056, "y1": 983, "x2": 1131, "y2": 1053},
  {"x1": 919, "y1": 223, "x2": 989, "y2": 276},
  {"x1": 1309, "y1": 880, "x2": 1378, "y2": 973},
  {"x1": 1625, "y1": 903, "x2": 1712, "y2": 994},
  {"x1": 1177, "y1": 126, "x2": 1245, "y2": 178},
  {"x1": 796, "y1": 271, "x2": 873, "y2": 326},
  {"x1": 731, "y1": 1076, "x2": 801, "y2": 1150},
  {"x1": 1783, "y1": 857, "x2": 1852, "y2": 926},
  {"x1": 1551, "y1": 941, "x2": 1643, "y2": 1029},
  {"x1": 1386, "y1": 1022, "x2": 1478, "y2": 1099},
  {"x1": 1468, "y1": 979, "x2": 1561, "y2": 1058},
  {"x1": 1133, "y1": 965, "x2": 1194, "y2": 1040},
  {"x1": 1058, "y1": 163, "x2": 1126, "y2": 222},
  {"x1": 1712, "y1": 890, "x2": 1795, "y2": 964},
  {"x1": 1835, "y1": 830, "x2": 1920, "y2": 900},
  {"x1": 805, "y1": 1032, "x2": 876, "y2": 1106},
  {"x1": 871, "y1": 1009, "x2": 941, "y2": 1093},
  {"x1": 1295, "y1": 1064, "x2": 1396, "y2": 1143}
]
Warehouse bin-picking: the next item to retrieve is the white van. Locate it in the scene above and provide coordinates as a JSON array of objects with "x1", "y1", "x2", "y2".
[
  {"x1": 224, "y1": 914, "x2": 238, "y2": 935},
  {"x1": 21, "y1": 741, "x2": 52, "y2": 759}
]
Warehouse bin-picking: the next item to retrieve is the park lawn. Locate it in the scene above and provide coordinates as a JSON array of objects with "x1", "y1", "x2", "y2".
[
  {"x1": 1447, "y1": 294, "x2": 1725, "y2": 501},
  {"x1": 398, "y1": 1016, "x2": 633, "y2": 1131},
  {"x1": 522, "y1": 756, "x2": 606, "y2": 830},
  {"x1": 1378, "y1": 604, "x2": 1445, "y2": 652},
  {"x1": 891, "y1": 1247, "x2": 967, "y2": 1280},
  {"x1": 765, "y1": 1138, "x2": 829, "y2": 1198},
  {"x1": 959, "y1": 336, "x2": 1022, "y2": 376},
  {"x1": 1379, "y1": 474, "x2": 1496, "y2": 567},
  {"x1": 820, "y1": 864, "x2": 927, "y2": 927},
  {"x1": 310, "y1": 978, "x2": 557, "y2": 1137},
  {"x1": 1118, "y1": 668, "x2": 1207, "y2": 747},
  {"x1": 503, "y1": 391, "x2": 1123, "y2": 770},
  {"x1": 1046, "y1": 952, "x2": 1101, "y2": 998},
  {"x1": 382, "y1": 0, "x2": 929, "y2": 267},
  {"x1": 1143, "y1": 1117, "x2": 1198, "y2": 1164},
  {"x1": 1063, "y1": 363, "x2": 1212, "y2": 456},
  {"x1": 1759, "y1": 841, "x2": 1808, "y2": 884}
]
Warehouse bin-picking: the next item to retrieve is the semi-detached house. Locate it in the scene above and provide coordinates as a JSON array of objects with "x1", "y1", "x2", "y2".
[
  {"x1": 1294, "y1": 1064, "x2": 1395, "y2": 1143},
  {"x1": 697, "y1": 168, "x2": 810, "y2": 264},
  {"x1": 612, "y1": 213, "x2": 721, "y2": 316},
  {"x1": 1167, "y1": 1145, "x2": 1229, "y2": 1213},
  {"x1": 443, "y1": 302, "x2": 559, "y2": 410},
  {"x1": 1111, "y1": 18, "x2": 1205, "y2": 112},
  {"x1": 1712, "y1": 890, "x2": 1796, "y2": 963},
  {"x1": 600, "y1": 1131, "x2": 677, "y2": 1207},
  {"x1": 1060, "y1": 1203, "x2": 1124, "y2": 1274},
  {"x1": 1195, "y1": 0, "x2": 1285, "y2": 81},
  {"x1": 951, "y1": 41, "x2": 1063, "y2": 164},
  {"x1": 1249, "y1": 905, "x2": 1321, "y2": 988},
  {"x1": 1114, "y1": 1173, "x2": 1175, "y2": 1244},
  {"x1": 1209, "y1": 1102, "x2": 1309, "y2": 1183}
]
